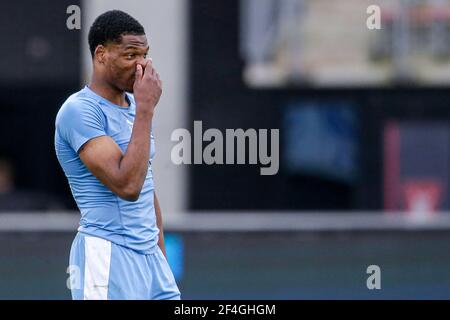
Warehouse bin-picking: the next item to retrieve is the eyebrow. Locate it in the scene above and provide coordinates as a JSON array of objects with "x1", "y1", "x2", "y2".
[{"x1": 124, "y1": 45, "x2": 149, "y2": 51}]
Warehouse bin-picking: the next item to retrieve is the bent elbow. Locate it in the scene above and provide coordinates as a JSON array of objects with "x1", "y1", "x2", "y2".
[
  {"x1": 120, "y1": 185, "x2": 141, "y2": 202},
  {"x1": 121, "y1": 193, "x2": 140, "y2": 202}
]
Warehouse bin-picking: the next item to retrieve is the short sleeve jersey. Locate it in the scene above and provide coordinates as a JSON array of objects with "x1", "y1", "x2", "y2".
[{"x1": 55, "y1": 86, "x2": 158, "y2": 254}]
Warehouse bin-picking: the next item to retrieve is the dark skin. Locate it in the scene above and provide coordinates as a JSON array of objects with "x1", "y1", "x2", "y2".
[
  {"x1": 80, "y1": 34, "x2": 167, "y2": 258},
  {"x1": 90, "y1": 34, "x2": 151, "y2": 105}
]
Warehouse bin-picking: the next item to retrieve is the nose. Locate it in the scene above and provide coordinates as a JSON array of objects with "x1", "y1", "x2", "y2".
[
  {"x1": 137, "y1": 56, "x2": 150, "y2": 67},
  {"x1": 137, "y1": 57, "x2": 145, "y2": 65}
]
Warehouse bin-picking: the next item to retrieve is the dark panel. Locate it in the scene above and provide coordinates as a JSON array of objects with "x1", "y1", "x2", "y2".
[
  {"x1": 0, "y1": 84, "x2": 81, "y2": 210},
  {"x1": 189, "y1": 0, "x2": 450, "y2": 211},
  {"x1": 0, "y1": 0, "x2": 81, "y2": 86}
]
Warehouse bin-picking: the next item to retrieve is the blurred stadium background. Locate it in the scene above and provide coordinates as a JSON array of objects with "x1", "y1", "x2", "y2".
[{"x1": 1, "y1": 0, "x2": 450, "y2": 299}]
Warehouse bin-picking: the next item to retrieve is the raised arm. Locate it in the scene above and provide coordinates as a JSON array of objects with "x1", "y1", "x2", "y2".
[{"x1": 79, "y1": 61, "x2": 162, "y2": 201}]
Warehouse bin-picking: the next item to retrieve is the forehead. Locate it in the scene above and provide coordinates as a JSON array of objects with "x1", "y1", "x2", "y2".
[{"x1": 112, "y1": 34, "x2": 148, "y2": 50}]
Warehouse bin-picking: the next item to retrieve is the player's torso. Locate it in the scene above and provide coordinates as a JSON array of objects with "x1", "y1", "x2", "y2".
[
  {"x1": 55, "y1": 88, "x2": 158, "y2": 253},
  {"x1": 101, "y1": 97, "x2": 155, "y2": 161}
]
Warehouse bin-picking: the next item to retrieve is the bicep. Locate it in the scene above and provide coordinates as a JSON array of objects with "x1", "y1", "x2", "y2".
[{"x1": 79, "y1": 136, "x2": 125, "y2": 191}]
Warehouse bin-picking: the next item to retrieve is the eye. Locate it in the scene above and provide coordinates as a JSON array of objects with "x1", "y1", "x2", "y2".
[{"x1": 127, "y1": 53, "x2": 136, "y2": 59}]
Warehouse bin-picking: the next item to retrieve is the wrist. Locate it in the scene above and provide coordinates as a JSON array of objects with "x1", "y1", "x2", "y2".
[{"x1": 136, "y1": 107, "x2": 154, "y2": 119}]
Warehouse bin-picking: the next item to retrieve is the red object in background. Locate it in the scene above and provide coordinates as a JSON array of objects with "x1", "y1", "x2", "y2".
[
  {"x1": 403, "y1": 180, "x2": 443, "y2": 214},
  {"x1": 384, "y1": 121, "x2": 400, "y2": 211}
]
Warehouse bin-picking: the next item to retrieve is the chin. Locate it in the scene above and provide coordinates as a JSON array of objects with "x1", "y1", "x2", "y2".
[
  {"x1": 120, "y1": 84, "x2": 133, "y2": 93},
  {"x1": 124, "y1": 81, "x2": 135, "y2": 93}
]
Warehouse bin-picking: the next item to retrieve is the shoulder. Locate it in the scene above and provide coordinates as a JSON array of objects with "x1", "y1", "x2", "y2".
[{"x1": 56, "y1": 91, "x2": 104, "y2": 127}]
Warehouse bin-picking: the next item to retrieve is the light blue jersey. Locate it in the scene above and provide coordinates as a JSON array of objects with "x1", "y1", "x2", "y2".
[
  {"x1": 55, "y1": 86, "x2": 158, "y2": 254},
  {"x1": 69, "y1": 232, "x2": 180, "y2": 300}
]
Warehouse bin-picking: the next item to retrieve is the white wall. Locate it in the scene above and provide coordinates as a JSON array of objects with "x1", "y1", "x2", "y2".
[{"x1": 81, "y1": 0, "x2": 188, "y2": 215}]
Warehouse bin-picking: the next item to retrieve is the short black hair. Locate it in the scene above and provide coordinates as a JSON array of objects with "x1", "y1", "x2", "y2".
[{"x1": 88, "y1": 10, "x2": 145, "y2": 57}]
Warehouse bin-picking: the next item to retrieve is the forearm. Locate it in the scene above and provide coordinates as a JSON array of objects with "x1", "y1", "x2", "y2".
[
  {"x1": 116, "y1": 109, "x2": 153, "y2": 197},
  {"x1": 79, "y1": 61, "x2": 162, "y2": 202},
  {"x1": 154, "y1": 193, "x2": 167, "y2": 258}
]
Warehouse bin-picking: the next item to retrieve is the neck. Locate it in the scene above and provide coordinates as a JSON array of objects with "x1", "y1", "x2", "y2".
[{"x1": 89, "y1": 73, "x2": 129, "y2": 107}]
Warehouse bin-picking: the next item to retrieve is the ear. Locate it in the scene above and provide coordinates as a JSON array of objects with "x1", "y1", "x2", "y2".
[{"x1": 94, "y1": 45, "x2": 106, "y2": 64}]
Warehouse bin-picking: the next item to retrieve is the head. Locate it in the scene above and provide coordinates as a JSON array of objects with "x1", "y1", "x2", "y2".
[{"x1": 88, "y1": 10, "x2": 149, "y2": 93}]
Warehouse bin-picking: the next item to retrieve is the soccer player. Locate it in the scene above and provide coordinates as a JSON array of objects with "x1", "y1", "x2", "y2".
[{"x1": 54, "y1": 10, "x2": 180, "y2": 300}]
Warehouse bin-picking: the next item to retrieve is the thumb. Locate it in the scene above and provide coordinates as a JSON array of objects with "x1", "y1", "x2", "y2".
[{"x1": 135, "y1": 64, "x2": 143, "y2": 82}]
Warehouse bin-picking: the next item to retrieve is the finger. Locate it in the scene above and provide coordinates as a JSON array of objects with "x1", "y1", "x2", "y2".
[
  {"x1": 142, "y1": 58, "x2": 152, "y2": 71},
  {"x1": 142, "y1": 58, "x2": 153, "y2": 79},
  {"x1": 135, "y1": 64, "x2": 143, "y2": 82},
  {"x1": 143, "y1": 66, "x2": 154, "y2": 80},
  {"x1": 137, "y1": 59, "x2": 151, "y2": 79},
  {"x1": 155, "y1": 72, "x2": 162, "y2": 85},
  {"x1": 154, "y1": 72, "x2": 162, "y2": 88}
]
